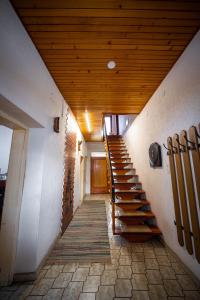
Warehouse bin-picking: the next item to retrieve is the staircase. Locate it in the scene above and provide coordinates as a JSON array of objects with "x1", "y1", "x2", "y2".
[{"x1": 105, "y1": 134, "x2": 161, "y2": 242}]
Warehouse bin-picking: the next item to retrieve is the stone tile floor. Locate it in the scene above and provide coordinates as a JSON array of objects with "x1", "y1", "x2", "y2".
[{"x1": 0, "y1": 195, "x2": 199, "y2": 300}]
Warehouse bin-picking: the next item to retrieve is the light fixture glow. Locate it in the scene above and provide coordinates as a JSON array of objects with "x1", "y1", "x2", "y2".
[
  {"x1": 85, "y1": 111, "x2": 91, "y2": 132},
  {"x1": 107, "y1": 60, "x2": 116, "y2": 69}
]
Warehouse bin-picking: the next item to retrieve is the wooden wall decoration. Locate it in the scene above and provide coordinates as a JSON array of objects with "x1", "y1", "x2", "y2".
[
  {"x1": 61, "y1": 110, "x2": 77, "y2": 234},
  {"x1": 164, "y1": 123, "x2": 200, "y2": 263}
]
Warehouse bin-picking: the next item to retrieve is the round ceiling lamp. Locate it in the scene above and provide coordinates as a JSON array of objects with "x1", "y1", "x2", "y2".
[{"x1": 107, "y1": 60, "x2": 116, "y2": 69}]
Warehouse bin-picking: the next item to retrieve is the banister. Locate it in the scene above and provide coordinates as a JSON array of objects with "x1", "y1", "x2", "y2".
[{"x1": 103, "y1": 122, "x2": 115, "y2": 203}]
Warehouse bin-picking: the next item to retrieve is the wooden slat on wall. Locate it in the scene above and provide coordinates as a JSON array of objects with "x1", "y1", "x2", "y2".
[{"x1": 11, "y1": 0, "x2": 200, "y2": 141}]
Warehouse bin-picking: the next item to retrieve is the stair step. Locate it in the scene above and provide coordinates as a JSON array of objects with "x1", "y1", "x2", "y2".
[
  {"x1": 114, "y1": 200, "x2": 150, "y2": 211},
  {"x1": 114, "y1": 180, "x2": 140, "y2": 184},
  {"x1": 115, "y1": 199, "x2": 149, "y2": 205},
  {"x1": 111, "y1": 158, "x2": 131, "y2": 162},
  {"x1": 115, "y1": 190, "x2": 145, "y2": 197},
  {"x1": 108, "y1": 141, "x2": 125, "y2": 144},
  {"x1": 115, "y1": 208, "x2": 154, "y2": 218},
  {"x1": 112, "y1": 169, "x2": 136, "y2": 175},
  {"x1": 118, "y1": 223, "x2": 152, "y2": 233},
  {"x1": 109, "y1": 149, "x2": 128, "y2": 155},
  {"x1": 113, "y1": 174, "x2": 138, "y2": 179},
  {"x1": 110, "y1": 155, "x2": 130, "y2": 160},
  {"x1": 107, "y1": 135, "x2": 122, "y2": 138},
  {"x1": 112, "y1": 163, "x2": 133, "y2": 169},
  {"x1": 116, "y1": 221, "x2": 161, "y2": 235}
]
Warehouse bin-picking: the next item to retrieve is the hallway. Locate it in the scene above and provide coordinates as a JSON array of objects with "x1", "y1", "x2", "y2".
[
  {"x1": 1, "y1": 0, "x2": 200, "y2": 296},
  {"x1": 0, "y1": 195, "x2": 199, "y2": 300}
]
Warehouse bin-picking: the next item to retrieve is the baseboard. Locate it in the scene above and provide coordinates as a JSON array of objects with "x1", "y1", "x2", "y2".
[
  {"x1": 13, "y1": 231, "x2": 61, "y2": 283},
  {"x1": 160, "y1": 237, "x2": 200, "y2": 286}
]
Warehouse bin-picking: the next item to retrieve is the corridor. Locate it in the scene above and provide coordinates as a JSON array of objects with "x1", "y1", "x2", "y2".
[{"x1": 0, "y1": 195, "x2": 199, "y2": 300}]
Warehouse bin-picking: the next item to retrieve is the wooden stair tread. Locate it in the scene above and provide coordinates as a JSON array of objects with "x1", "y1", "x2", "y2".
[
  {"x1": 115, "y1": 209, "x2": 154, "y2": 218},
  {"x1": 115, "y1": 199, "x2": 149, "y2": 205},
  {"x1": 118, "y1": 223, "x2": 152, "y2": 233},
  {"x1": 114, "y1": 175, "x2": 138, "y2": 177},
  {"x1": 115, "y1": 189, "x2": 145, "y2": 193},
  {"x1": 111, "y1": 157, "x2": 130, "y2": 159},
  {"x1": 114, "y1": 181, "x2": 140, "y2": 184},
  {"x1": 112, "y1": 168, "x2": 135, "y2": 171},
  {"x1": 112, "y1": 162, "x2": 131, "y2": 164}
]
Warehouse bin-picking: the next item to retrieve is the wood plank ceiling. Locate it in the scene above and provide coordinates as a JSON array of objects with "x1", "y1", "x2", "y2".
[{"x1": 12, "y1": 0, "x2": 200, "y2": 141}]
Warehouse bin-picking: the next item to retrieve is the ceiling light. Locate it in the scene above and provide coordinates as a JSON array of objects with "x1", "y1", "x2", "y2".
[
  {"x1": 107, "y1": 60, "x2": 116, "y2": 69},
  {"x1": 85, "y1": 111, "x2": 91, "y2": 132}
]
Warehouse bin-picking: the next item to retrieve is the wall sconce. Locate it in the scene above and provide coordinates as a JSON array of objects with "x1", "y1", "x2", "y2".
[{"x1": 53, "y1": 117, "x2": 60, "y2": 133}]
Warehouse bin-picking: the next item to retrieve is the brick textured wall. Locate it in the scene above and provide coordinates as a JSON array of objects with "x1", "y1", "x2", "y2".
[{"x1": 62, "y1": 110, "x2": 77, "y2": 234}]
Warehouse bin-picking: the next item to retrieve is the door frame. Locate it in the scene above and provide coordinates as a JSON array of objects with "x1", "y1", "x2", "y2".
[
  {"x1": 0, "y1": 124, "x2": 28, "y2": 285},
  {"x1": 90, "y1": 157, "x2": 108, "y2": 194}
]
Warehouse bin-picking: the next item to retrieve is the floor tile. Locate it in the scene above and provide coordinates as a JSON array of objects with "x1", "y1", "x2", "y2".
[
  {"x1": 63, "y1": 263, "x2": 78, "y2": 273},
  {"x1": 132, "y1": 290, "x2": 150, "y2": 300},
  {"x1": 43, "y1": 288, "x2": 63, "y2": 299},
  {"x1": 117, "y1": 265, "x2": 132, "y2": 279},
  {"x1": 132, "y1": 253, "x2": 145, "y2": 262},
  {"x1": 132, "y1": 262, "x2": 146, "y2": 274},
  {"x1": 115, "y1": 298, "x2": 131, "y2": 300},
  {"x1": 145, "y1": 258, "x2": 159, "y2": 269},
  {"x1": 159, "y1": 266, "x2": 176, "y2": 279},
  {"x1": 105, "y1": 260, "x2": 118, "y2": 270},
  {"x1": 26, "y1": 297, "x2": 43, "y2": 300},
  {"x1": 154, "y1": 248, "x2": 167, "y2": 256},
  {"x1": 89, "y1": 263, "x2": 104, "y2": 275},
  {"x1": 45, "y1": 265, "x2": 64, "y2": 278},
  {"x1": 176, "y1": 274, "x2": 198, "y2": 290},
  {"x1": 101, "y1": 270, "x2": 117, "y2": 285},
  {"x1": 83, "y1": 275, "x2": 100, "y2": 292},
  {"x1": 119, "y1": 255, "x2": 132, "y2": 265},
  {"x1": 132, "y1": 274, "x2": 148, "y2": 291},
  {"x1": 72, "y1": 268, "x2": 89, "y2": 281},
  {"x1": 148, "y1": 284, "x2": 167, "y2": 300},
  {"x1": 156, "y1": 255, "x2": 171, "y2": 266},
  {"x1": 163, "y1": 279, "x2": 183, "y2": 296},
  {"x1": 171, "y1": 263, "x2": 187, "y2": 274},
  {"x1": 30, "y1": 278, "x2": 54, "y2": 296},
  {"x1": 115, "y1": 279, "x2": 132, "y2": 297},
  {"x1": 96, "y1": 285, "x2": 115, "y2": 300},
  {"x1": 146, "y1": 269, "x2": 162, "y2": 284},
  {"x1": 144, "y1": 249, "x2": 156, "y2": 259},
  {"x1": 62, "y1": 281, "x2": 83, "y2": 300},
  {"x1": 53, "y1": 272, "x2": 72, "y2": 288},
  {"x1": 79, "y1": 292, "x2": 95, "y2": 300}
]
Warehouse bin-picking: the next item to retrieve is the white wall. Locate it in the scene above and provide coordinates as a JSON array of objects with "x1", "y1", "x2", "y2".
[
  {"x1": 85, "y1": 142, "x2": 105, "y2": 194},
  {"x1": 0, "y1": 0, "x2": 85, "y2": 276},
  {"x1": 125, "y1": 30, "x2": 200, "y2": 279},
  {"x1": 0, "y1": 126, "x2": 13, "y2": 174}
]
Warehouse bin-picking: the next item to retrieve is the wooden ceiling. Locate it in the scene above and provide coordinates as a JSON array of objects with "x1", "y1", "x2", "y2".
[{"x1": 12, "y1": 0, "x2": 200, "y2": 141}]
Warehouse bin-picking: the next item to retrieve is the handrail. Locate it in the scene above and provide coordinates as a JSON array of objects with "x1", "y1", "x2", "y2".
[{"x1": 103, "y1": 123, "x2": 115, "y2": 203}]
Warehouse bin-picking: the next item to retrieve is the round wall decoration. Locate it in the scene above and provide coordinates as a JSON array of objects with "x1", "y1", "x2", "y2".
[{"x1": 149, "y1": 142, "x2": 162, "y2": 168}]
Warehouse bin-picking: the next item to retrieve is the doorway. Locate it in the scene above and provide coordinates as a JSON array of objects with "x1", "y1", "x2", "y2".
[
  {"x1": 91, "y1": 157, "x2": 108, "y2": 194},
  {"x1": 0, "y1": 125, "x2": 13, "y2": 226},
  {"x1": 0, "y1": 122, "x2": 27, "y2": 285}
]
